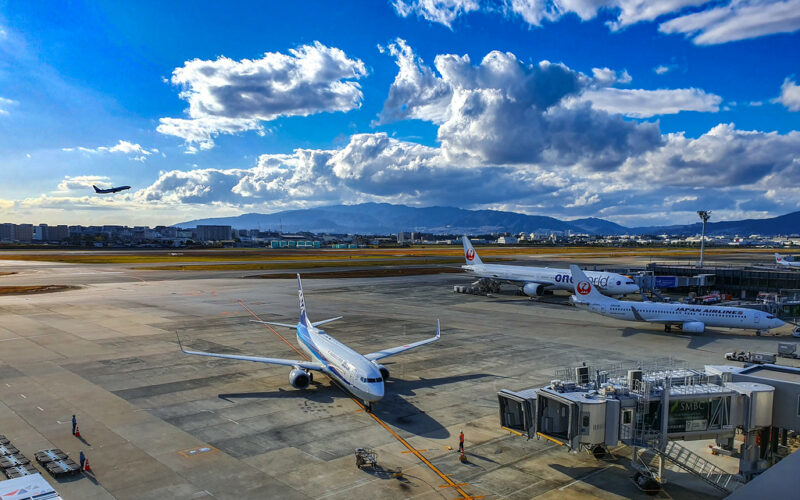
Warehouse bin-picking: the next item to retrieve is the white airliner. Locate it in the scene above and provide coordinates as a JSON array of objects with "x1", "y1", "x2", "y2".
[
  {"x1": 461, "y1": 236, "x2": 639, "y2": 297},
  {"x1": 775, "y1": 253, "x2": 800, "y2": 269},
  {"x1": 568, "y1": 265, "x2": 785, "y2": 334},
  {"x1": 178, "y1": 275, "x2": 440, "y2": 409}
]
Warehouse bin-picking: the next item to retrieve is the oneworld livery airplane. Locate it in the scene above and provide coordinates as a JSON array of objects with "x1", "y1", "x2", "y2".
[
  {"x1": 461, "y1": 236, "x2": 639, "y2": 297},
  {"x1": 568, "y1": 264, "x2": 785, "y2": 334},
  {"x1": 178, "y1": 275, "x2": 440, "y2": 409}
]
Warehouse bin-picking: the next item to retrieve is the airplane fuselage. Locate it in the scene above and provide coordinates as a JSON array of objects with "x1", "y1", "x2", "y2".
[
  {"x1": 463, "y1": 263, "x2": 639, "y2": 296},
  {"x1": 574, "y1": 298, "x2": 784, "y2": 331},
  {"x1": 295, "y1": 323, "x2": 384, "y2": 402}
]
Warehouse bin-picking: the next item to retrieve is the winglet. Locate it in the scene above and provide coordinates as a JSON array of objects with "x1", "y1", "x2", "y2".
[
  {"x1": 462, "y1": 235, "x2": 483, "y2": 265},
  {"x1": 175, "y1": 331, "x2": 186, "y2": 353},
  {"x1": 436, "y1": 319, "x2": 441, "y2": 339}
]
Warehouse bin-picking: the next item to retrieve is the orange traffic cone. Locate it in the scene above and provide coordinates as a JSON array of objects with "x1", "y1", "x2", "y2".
[
  {"x1": 75, "y1": 426, "x2": 81, "y2": 438},
  {"x1": 83, "y1": 458, "x2": 91, "y2": 471}
]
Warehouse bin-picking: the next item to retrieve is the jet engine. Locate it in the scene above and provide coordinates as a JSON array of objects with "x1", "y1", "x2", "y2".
[
  {"x1": 289, "y1": 368, "x2": 311, "y2": 389},
  {"x1": 374, "y1": 363, "x2": 390, "y2": 380},
  {"x1": 681, "y1": 321, "x2": 705, "y2": 333},
  {"x1": 522, "y1": 283, "x2": 545, "y2": 297}
]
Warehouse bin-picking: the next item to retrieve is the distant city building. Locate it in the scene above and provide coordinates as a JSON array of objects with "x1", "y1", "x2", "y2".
[
  {"x1": 496, "y1": 236, "x2": 518, "y2": 244},
  {"x1": 397, "y1": 231, "x2": 410, "y2": 244},
  {"x1": 0, "y1": 223, "x2": 14, "y2": 242},
  {"x1": 196, "y1": 225, "x2": 232, "y2": 241},
  {"x1": 15, "y1": 224, "x2": 33, "y2": 242}
]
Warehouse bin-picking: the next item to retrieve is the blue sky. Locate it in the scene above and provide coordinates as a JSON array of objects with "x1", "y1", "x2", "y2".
[{"x1": 1, "y1": 0, "x2": 799, "y2": 227}]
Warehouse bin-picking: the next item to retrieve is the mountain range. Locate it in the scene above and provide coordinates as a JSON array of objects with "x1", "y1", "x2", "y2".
[{"x1": 175, "y1": 203, "x2": 800, "y2": 237}]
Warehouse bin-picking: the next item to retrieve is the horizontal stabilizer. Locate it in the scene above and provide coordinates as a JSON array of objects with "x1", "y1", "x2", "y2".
[
  {"x1": 312, "y1": 316, "x2": 342, "y2": 327},
  {"x1": 250, "y1": 320, "x2": 296, "y2": 329}
]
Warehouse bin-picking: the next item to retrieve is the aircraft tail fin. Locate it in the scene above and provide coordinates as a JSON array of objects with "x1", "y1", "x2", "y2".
[
  {"x1": 569, "y1": 265, "x2": 613, "y2": 302},
  {"x1": 92, "y1": 185, "x2": 101, "y2": 193},
  {"x1": 297, "y1": 274, "x2": 310, "y2": 326},
  {"x1": 461, "y1": 235, "x2": 483, "y2": 265},
  {"x1": 776, "y1": 253, "x2": 784, "y2": 263}
]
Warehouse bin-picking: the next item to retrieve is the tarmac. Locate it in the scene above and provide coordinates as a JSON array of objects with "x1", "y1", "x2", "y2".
[{"x1": 0, "y1": 254, "x2": 795, "y2": 499}]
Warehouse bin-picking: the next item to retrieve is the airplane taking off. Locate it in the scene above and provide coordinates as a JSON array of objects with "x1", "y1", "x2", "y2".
[
  {"x1": 775, "y1": 253, "x2": 800, "y2": 269},
  {"x1": 177, "y1": 275, "x2": 440, "y2": 409},
  {"x1": 461, "y1": 236, "x2": 639, "y2": 297},
  {"x1": 93, "y1": 184, "x2": 130, "y2": 194},
  {"x1": 569, "y1": 265, "x2": 785, "y2": 334}
]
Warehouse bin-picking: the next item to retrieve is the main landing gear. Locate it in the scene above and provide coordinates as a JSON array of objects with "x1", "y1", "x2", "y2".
[{"x1": 664, "y1": 324, "x2": 672, "y2": 333}]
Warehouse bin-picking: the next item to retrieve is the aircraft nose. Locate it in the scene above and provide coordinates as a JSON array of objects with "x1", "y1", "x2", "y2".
[
  {"x1": 774, "y1": 318, "x2": 786, "y2": 329},
  {"x1": 364, "y1": 383, "x2": 384, "y2": 403}
]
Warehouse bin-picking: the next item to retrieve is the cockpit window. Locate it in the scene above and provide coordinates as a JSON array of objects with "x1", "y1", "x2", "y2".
[{"x1": 766, "y1": 315, "x2": 775, "y2": 319}]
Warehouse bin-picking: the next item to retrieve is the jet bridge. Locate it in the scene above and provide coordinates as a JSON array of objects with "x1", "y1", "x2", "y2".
[{"x1": 498, "y1": 360, "x2": 778, "y2": 492}]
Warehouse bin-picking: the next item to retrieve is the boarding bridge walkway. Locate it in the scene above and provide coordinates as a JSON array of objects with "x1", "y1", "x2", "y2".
[{"x1": 639, "y1": 439, "x2": 743, "y2": 494}]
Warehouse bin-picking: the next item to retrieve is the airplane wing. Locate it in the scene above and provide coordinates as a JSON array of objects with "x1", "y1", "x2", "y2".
[
  {"x1": 177, "y1": 333, "x2": 323, "y2": 371},
  {"x1": 250, "y1": 316, "x2": 342, "y2": 329},
  {"x1": 364, "y1": 320, "x2": 440, "y2": 361}
]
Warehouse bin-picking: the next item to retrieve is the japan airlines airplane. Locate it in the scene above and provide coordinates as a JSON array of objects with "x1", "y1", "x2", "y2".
[
  {"x1": 775, "y1": 253, "x2": 800, "y2": 269},
  {"x1": 568, "y1": 265, "x2": 785, "y2": 334},
  {"x1": 461, "y1": 236, "x2": 639, "y2": 297},
  {"x1": 177, "y1": 275, "x2": 440, "y2": 410}
]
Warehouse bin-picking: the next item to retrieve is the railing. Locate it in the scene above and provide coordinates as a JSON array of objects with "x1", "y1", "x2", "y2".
[{"x1": 659, "y1": 440, "x2": 743, "y2": 493}]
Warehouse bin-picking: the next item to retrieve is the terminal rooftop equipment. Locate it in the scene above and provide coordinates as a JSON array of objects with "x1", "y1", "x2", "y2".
[{"x1": 498, "y1": 360, "x2": 800, "y2": 494}]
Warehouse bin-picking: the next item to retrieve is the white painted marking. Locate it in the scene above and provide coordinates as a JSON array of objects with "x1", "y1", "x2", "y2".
[
  {"x1": 36, "y1": 406, "x2": 44, "y2": 412},
  {"x1": 557, "y1": 465, "x2": 612, "y2": 491},
  {"x1": 19, "y1": 394, "x2": 26, "y2": 399}
]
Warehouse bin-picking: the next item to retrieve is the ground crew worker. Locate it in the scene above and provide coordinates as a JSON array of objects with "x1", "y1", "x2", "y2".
[
  {"x1": 72, "y1": 415, "x2": 77, "y2": 435},
  {"x1": 79, "y1": 450, "x2": 85, "y2": 470},
  {"x1": 458, "y1": 430, "x2": 464, "y2": 453}
]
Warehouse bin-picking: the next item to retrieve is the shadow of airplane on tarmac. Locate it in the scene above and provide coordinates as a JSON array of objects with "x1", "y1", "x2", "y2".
[
  {"x1": 374, "y1": 373, "x2": 494, "y2": 438},
  {"x1": 217, "y1": 372, "x2": 495, "y2": 439}
]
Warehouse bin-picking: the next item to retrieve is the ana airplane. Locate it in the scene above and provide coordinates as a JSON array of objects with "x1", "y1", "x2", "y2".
[
  {"x1": 177, "y1": 275, "x2": 440, "y2": 410},
  {"x1": 775, "y1": 253, "x2": 800, "y2": 269},
  {"x1": 568, "y1": 264, "x2": 785, "y2": 334},
  {"x1": 93, "y1": 184, "x2": 130, "y2": 194},
  {"x1": 461, "y1": 236, "x2": 639, "y2": 297}
]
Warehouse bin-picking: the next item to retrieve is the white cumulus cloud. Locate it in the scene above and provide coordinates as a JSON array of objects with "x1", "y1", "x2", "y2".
[
  {"x1": 393, "y1": 0, "x2": 480, "y2": 28},
  {"x1": 157, "y1": 42, "x2": 367, "y2": 150},
  {"x1": 61, "y1": 140, "x2": 155, "y2": 161},
  {"x1": 0, "y1": 96, "x2": 17, "y2": 115},
  {"x1": 575, "y1": 87, "x2": 722, "y2": 117},
  {"x1": 56, "y1": 175, "x2": 113, "y2": 192},
  {"x1": 774, "y1": 77, "x2": 800, "y2": 111}
]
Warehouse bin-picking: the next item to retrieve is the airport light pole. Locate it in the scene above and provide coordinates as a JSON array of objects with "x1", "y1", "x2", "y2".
[{"x1": 697, "y1": 210, "x2": 711, "y2": 268}]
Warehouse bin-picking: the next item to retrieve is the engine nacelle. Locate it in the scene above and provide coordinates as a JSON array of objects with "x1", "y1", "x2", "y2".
[
  {"x1": 374, "y1": 363, "x2": 390, "y2": 381},
  {"x1": 522, "y1": 283, "x2": 545, "y2": 297},
  {"x1": 681, "y1": 321, "x2": 705, "y2": 333},
  {"x1": 289, "y1": 368, "x2": 310, "y2": 389}
]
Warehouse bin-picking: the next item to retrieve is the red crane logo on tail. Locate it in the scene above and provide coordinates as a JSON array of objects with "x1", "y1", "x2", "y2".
[
  {"x1": 466, "y1": 249, "x2": 475, "y2": 261},
  {"x1": 576, "y1": 281, "x2": 591, "y2": 295}
]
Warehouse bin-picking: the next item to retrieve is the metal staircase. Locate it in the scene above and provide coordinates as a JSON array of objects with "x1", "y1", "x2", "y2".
[
  {"x1": 657, "y1": 440, "x2": 743, "y2": 494},
  {"x1": 628, "y1": 378, "x2": 743, "y2": 494}
]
